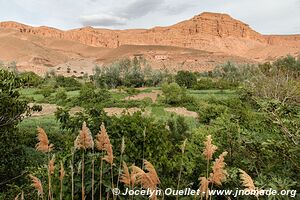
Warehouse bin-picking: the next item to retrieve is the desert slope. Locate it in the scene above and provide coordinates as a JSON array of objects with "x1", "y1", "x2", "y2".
[{"x1": 0, "y1": 12, "x2": 299, "y2": 75}]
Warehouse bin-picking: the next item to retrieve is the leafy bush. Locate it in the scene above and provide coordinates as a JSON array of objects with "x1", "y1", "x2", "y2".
[
  {"x1": 0, "y1": 69, "x2": 29, "y2": 193},
  {"x1": 55, "y1": 75, "x2": 81, "y2": 91},
  {"x1": 175, "y1": 70, "x2": 197, "y2": 88},
  {"x1": 18, "y1": 72, "x2": 43, "y2": 87},
  {"x1": 161, "y1": 82, "x2": 187, "y2": 105}
]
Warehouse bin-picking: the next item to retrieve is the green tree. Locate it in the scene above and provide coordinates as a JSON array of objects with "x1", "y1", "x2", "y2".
[
  {"x1": 161, "y1": 82, "x2": 187, "y2": 105},
  {"x1": 175, "y1": 70, "x2": 197, "y2": 88},
  {"x1": 40, "y1": 86, "x2": 53, "y2": 98},
  {"x1": 0, "y1": 69, "x2": 29, "y2": 190},
  {"x1": 18, "y1": 72, "x2": 43, "y2": 87}
]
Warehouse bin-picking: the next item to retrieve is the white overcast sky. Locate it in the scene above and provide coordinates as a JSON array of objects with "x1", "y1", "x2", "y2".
[{"x1": 0, "y1": 0, "x2": 299, "y2": 34}]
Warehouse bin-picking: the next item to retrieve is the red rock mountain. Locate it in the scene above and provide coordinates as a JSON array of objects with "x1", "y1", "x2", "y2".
[{"x1": 0, "y1": 12, "x2": 299, "y2": 75}]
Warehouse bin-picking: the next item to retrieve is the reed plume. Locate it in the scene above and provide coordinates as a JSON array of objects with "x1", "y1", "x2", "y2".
[
  {"x1": 203, "y1": 135, "x2": 217, "y2": 183},
  {"x1": 203, "y1": 135, "x2": 217, "y2": 161},
  {"x1": 103, "y1": 144, "x2": 114, "y2": 165},
  {"x1": 209, "y1": 151, "x2": 228, "y2": 186},
  {"x1": 74, "y1": 122, "x2": 94, "y2": 200},
  {"x1": 48, "y1": 155, "x2": 55, "y2": 175},
  {"x1": 120, "y1": 161, "x2": 131, "y2": 186},
  {"x1": 36, "y1": 127, "x2": 53, "y2": 153},
  {"x1": 74, "y1": 122, "x2": 94, "y2": 150},
  {"x1": 239, "y1": 170, "x2": 259, "y2": 199},
  {"x1": 95, "y1": 122, "x2": 110, "y2": 151},
  {"x1": 198, "y1": 177, "x2": 209, "y2": 200},
  {"x1": 95, "y1": 122, "x2": 111, "y2": 200},
  {"x1": 132, "y1": 160, "x2": 160, "y2": 200},
  {"x1": 29, "y1": 175, "x2": 44, "y2": 199},
  {"x1": 144, "y1": 160, "x2": 160, "y2": 185},
  {"x1": 239, "y1": 169, "x2": 256, "y2": 191},
  {"x1": 130, "y1": 165, "x2": 145, "y2": 188}
]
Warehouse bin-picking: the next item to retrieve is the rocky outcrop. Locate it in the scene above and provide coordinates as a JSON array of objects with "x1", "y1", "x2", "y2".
[
  {"x1": 0, "y1": 12, "x2": 299, "y2": 62},
  {"x1": 0, "y1": 12, "x2": 267, "y2": 49}
]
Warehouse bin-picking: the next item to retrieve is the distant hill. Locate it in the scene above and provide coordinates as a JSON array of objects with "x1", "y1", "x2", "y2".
[{"x1": 0, "y1": 12, "x2": 299, "y2": 75}]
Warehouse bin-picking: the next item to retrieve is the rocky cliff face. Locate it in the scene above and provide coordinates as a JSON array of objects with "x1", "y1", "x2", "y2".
[
  {"x1": 0, "y1": 12, "x2": 299, "y2": 66},
  {"x1": 0, "y1": 12, "x2": 267, "y2": 49}
]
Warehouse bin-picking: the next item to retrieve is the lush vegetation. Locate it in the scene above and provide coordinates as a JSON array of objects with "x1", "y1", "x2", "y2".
[{"x1": 0, "y1": 56, "x2": 299, "y2": 200}]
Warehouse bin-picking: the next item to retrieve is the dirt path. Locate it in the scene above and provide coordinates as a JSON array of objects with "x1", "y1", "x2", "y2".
[
  {"x1": 28, "y1": 103, "x2": 83, "y2": 117},
  {"x1": 104, "y1": 107, "x2": 149, "y2": 116},
  {"x1": 164, "y1": 107, "x2": 198, "y2": 118},
  {"x1": 124, "y1": 90, "x2": 162, "y2": 102}
]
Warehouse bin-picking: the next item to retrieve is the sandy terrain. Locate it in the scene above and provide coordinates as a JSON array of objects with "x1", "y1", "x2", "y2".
[
  {"x1": 124, "y1": 90, "x2": 162, "y2": 102},
  {"x1": 164, "y1": 107, "x2": 198, "y2": 118}
]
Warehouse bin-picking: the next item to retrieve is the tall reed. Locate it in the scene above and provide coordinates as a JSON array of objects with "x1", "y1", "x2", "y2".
[
  {"x1": 176, "y1": 139, "x2": 187, "y2": 200},
  {"x1": 95, "y1": 122, "x2": 111, "y2": 200},
  {"x1": 198, "y1": 135, "x2": 227, "y2": 200},
  {"x1": 74, "y1": 122, "x2": 94, "y2": 200},
  {"x1": 117, "y1": 136, "x2": 125, "y2": 189},
  {"x1": 35, "y1": 127, "x2": 53, "y2": 200},
  {"x1": 29, "y1": 175, "x2": 44, "y2": 200},
  {"x1": 70, "y1": 148, "x2": 75, "y2": 200},
  {"x1": 239, "y1": 169, "x2": 259, "y2": 199},
  {"x1": 59, "y1": 161, "x2": 65, "y2": 200}
]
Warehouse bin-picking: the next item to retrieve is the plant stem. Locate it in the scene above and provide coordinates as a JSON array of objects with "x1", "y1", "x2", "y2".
[
  {"x1": 116, "y1": 152, "x2": 123, "y2": 190},
  {"x1": 92, "y1": 149, "x2": 95, "y2": 200},
  {"x1": 141, "y1": 127, "x2": 146, "y2": 169},
  {"x1": 100, "y1": 152, "x2": 103, "y2": 200},
  {"x1": 176, "y1": 152, "x2": 184, "y2": 200},
  {"x1": 82, "y1": 151, "x2": 85, "y2": 200},
  {"x1": 111, "y1": 163, "x2": 115, "y2": 200},
  {"x1": 60, "y1": 178, "x2": 63, "y2": 200},
  {"x1": 71, "y1": 152, "x2": 74, "y2": 200},
  {"x1": 47, "y1": 153, "x2": 51, "y2": 200}
]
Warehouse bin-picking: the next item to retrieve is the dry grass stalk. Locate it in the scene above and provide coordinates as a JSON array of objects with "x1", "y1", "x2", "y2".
[
  {"x1": 74, "y1": 122, "x2": 94, "y2": 200},
  {"x1": 209, "y1": 151, "x2": 228, "y2": 185},
  {"x1": 130, "y1": 165, "x2": 144, "y2": 188},
  {"x1": 14, "y1": 193, "x2": 20, "y2": 200},
  {"x1": 132, "y1": 161, "x2": 160, "y2": 200},
  {"x1": 36, "y1": 127, "x2": 53, "y2": 153},
  {"x1": 48, "y1": 155, "x2": 55, "y2": 175},
  {"x1": 203, "y1": 135, "x2": 217, "y2": 161},
  {"x1": 199, "y1": 177, "x2": 209, "y2": 199},
  {"x1": 121, "y1": 136, "x2": 125, "y2": 154},
  {"x1": 59, "y1": 161, "x2": 65, "y2": 181},
  {"x1": 103, "y1": 144, "x2": 114, "y2": 165},
  {"x1": 74, "y1": 122, "x2": 94, "y2": 150},
  {"x1": 120, "y1": 162, "x2": 131, "y2": 186},
  {"x1": 117, "y1": 137, "x2": 126, "y2": 190},
  {"x1": 29, "y1": 175, "x2": 43, "y2": 198},
  {"x1": 59, "y1": 161, "x2": 65, "y2": 200},
  {"x1": 239, "y1": 169, "x2": 256, "y2": 191},
  {"x1": 95, "y1": 122, "x2": 110, "y2": 200},
  {"x1": 143, "y1": 160, "x2": 160, "y2": 185},
  {"x1": 176, "y1": 139, "x2": 187, "y2": 200},
  {"x1": 95, "y1": 123, "x2": 110, "y2": 151}
]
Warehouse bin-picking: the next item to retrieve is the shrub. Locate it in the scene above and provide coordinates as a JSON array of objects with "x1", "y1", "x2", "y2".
[
  {"x1": 40, "y1": 86, "x2": 54, "y2": 98},
  {"x1": 55, "y1": 75, "x2": 81, "y2": 91},
  {"x1": 175, "y1": 70, "x2": 197, "y2": 88},
  {"x1": 18, "y1": 72, "x2": 43, "y2": 87},
  {"x1": 161, "y1": 82, "x2": 187, "y2": 105}
]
